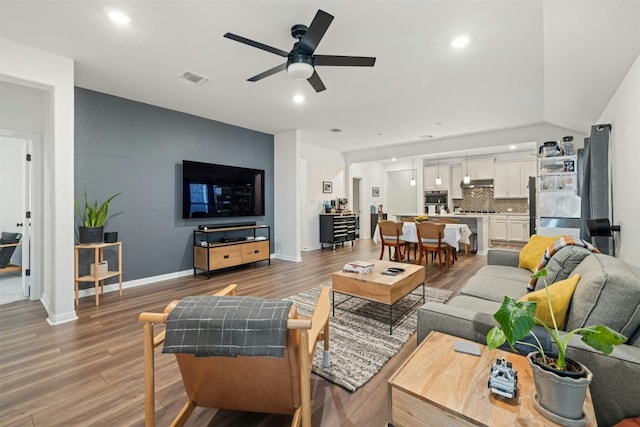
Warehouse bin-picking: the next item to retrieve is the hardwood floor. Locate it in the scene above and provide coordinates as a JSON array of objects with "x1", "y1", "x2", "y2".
[{"x1": 0, "y1": 240, "x2": 523, "y2": 426}]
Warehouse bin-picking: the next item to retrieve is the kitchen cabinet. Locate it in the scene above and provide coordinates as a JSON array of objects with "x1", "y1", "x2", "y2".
[
  {"x1": 490, "y1": 215, "x2": 508, "y2": 241},
  {"x1": 494, "y1": 160, "x2": 536, "y2": 198},
  {"x1": 490, "y1": 215, "x2": 529, "y2": 242},
  {"x1": 509, "y1": 217, "x2": 530, "y2": 242},
  {"x1": 423, "y1": 165, "x2": 450, "y2": 190},
  {"x1": 521, "y1": 161, "x2": 537, "y2": 198},
  {"x1": 451, "y1": 165, "x2": 463, "y2": 199},
  {"x1": 465, "y1": 158, "x2": 494, "y2": 180}
]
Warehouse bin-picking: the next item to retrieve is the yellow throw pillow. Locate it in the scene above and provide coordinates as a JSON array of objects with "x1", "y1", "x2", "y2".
[
  {"x1": 520, "y1": 274, "x2": 581, "y2": 329},
  {"x1": 518, "y1": 234, "x2": 560, "y2": 272}
]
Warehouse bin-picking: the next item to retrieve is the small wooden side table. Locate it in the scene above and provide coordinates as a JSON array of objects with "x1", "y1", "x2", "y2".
[
  {"x1": 388, "y1": 331, "x2": 597, "y2": 426},
  {"x1": 74, "y1": 241, "x2": 122, "y2": 306}
]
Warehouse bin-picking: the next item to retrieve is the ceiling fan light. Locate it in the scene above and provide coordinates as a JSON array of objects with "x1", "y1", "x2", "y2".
[{"x1": 287, "y1": 62, "x2": 314, "y2": 80}]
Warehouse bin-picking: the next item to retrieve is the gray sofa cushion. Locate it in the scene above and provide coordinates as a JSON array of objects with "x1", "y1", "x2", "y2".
[
  {"x1": 533, "y1": 245, "x2": 594, "y2": 290},
  {"x1": 475, "y1": 264, "x2": 532, "y2": 283},
  {"x1": 566, "y1": 254, "x2": 640, "y2": 340},
  {"x1": 459, "y1": 275, "x2": 529, "y2": 303}
]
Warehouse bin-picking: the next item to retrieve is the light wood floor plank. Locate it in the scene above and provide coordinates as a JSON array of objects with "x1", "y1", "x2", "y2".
[{"x1": 0, "y1": 240, "x2": 522, "y2": 426}]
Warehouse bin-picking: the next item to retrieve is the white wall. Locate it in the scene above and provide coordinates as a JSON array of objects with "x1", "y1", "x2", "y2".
[
  {"x1": 597, "y1": 53, "x2": 640, "y2": 273},
  {"x1": 300, "y1": 143, "x2": 345, "y2": 250},
  {"x1": 274, "y1": 130, "x2": 300, "y2": 261},
  {"x1": 0, "y1": 38, "x2": 76, "y2": 324}
]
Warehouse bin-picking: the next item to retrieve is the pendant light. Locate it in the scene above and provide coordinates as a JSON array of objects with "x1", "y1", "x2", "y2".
[
  {"x1": 435, "y1": 154, "x2": 442, "y2": 186},
  {"x1": 410, "y1": 157, "x2": 416, "y2": 186},
  {"x1": 463, "y1": 151, "x2": 471, "y2": 184}
]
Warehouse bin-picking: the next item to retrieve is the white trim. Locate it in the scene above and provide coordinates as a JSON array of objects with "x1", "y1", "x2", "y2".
[
  {"x1": 40, "y1": 293, "x2": 78, "y2": 325},
  {"x1": 272, "y1": 254, "x2": 302, "y2": 262},
  {"x1": 76, "y1": 268, "x2": 194, "y2": 299}
]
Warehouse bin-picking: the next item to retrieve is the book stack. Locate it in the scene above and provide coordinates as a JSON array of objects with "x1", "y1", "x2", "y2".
[{"x1": 343, "y1": 261, "x2": 375, "y2": 274}]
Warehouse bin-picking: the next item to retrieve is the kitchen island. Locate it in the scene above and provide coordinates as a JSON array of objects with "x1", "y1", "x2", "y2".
[{"x1": 394, "y1": 213, "x2": 490, "y2": 255}]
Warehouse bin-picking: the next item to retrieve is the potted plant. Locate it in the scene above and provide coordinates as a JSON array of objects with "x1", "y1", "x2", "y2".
[
  {"x1": 486, "y1": 268, "x2": 626, "y2": 423},
  {"x1": 75, "y1": 191, "x2": 120, "y2": 244}
]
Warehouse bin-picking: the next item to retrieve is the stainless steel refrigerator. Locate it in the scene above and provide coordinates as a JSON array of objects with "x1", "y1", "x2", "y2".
[{"x1": 535, "y1": 153, "x2": 582, "y2": 238}]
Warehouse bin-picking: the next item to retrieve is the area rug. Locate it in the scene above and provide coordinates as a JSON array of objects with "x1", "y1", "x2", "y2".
[{"x1": 284, "y1": 281, "x2": 452, "y2": 392}]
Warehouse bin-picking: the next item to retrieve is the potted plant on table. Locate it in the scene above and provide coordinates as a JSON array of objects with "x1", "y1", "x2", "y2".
[
  {"x1": 75, "y1": 191, "x2": 120, "y2": 244},
  {"x1": 486, "y1": 268, "x2": 626, "y2": 424}
]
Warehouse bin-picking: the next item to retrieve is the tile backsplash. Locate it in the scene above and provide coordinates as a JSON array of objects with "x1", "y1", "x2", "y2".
[{"x1": 452, "y1": 188, "x2": 529, "y2": 213}]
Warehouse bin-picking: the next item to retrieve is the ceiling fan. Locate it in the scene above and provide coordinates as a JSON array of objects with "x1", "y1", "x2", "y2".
[{"x1": 224, "y1": 9, "x2": 376, "y2": 93}]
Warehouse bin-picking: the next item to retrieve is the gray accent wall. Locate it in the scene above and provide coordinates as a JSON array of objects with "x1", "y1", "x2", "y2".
[{"x1": 74, "y1": 88, "x2": 274, "y2": 282}]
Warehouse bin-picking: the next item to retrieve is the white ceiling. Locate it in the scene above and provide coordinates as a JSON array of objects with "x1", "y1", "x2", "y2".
[{"x1": 1, "y1": 1, "x2": 639, "y2": 154}]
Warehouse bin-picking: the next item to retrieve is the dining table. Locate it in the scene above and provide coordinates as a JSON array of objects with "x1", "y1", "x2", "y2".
[{"x1": 372, "y1": 222, "x2": 472, "y2": 251}]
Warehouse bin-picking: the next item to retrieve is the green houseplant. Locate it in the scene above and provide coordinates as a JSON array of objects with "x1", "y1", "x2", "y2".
[
  {"x1": 75, "y1": 192, "x2": 120, "y2": 244},
  {"x1": 486, "y1": 268, "x2": 626, "y2": 423}
]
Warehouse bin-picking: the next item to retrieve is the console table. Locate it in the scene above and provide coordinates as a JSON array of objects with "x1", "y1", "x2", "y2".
[
  {"x1": 193, "y1": 225, "x2": 270, "y2": 278},
  {"x1": 74, "y1": 241, "x2": 122, "y2": 306},
  {"x1": 388, "y1": 331, "x2": 596, "y2": 426}
]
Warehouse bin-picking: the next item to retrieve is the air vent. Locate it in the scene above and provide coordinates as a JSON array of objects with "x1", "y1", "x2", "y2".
[
  {"x1": 178, "y1": 70, "x2": 210, "y2": 85},
  {"x1": 330, "y1": 128, "x2": 343, "y2": 133}
]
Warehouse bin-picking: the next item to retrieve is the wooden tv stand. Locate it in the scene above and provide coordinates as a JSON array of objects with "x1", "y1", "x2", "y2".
[{"x1": 193, "y1": 225, "x2": 270, "y2": 278}]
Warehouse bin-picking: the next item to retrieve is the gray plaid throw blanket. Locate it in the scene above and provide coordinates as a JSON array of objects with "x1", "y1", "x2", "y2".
[{"x1": 162, "y1": 296, "x2": 292, "y2": 358}]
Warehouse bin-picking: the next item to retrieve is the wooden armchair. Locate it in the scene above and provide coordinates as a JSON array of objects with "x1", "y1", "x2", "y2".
[
  {"x1": 378, "y1": 220, "x2": 410, "y2": 262},
  {"x1": 139, "y1": 285, "x2": 330, "y2": 427},
  {"x1": 415, "y1": 222, "x2": 450, "y2": 272}
]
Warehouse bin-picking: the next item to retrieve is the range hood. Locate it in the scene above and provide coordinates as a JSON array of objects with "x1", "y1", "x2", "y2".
[{"x1": 460, "y1": 179, "x2": 494, "y2": 189}]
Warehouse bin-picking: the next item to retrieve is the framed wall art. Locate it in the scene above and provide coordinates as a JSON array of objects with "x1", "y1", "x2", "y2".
[
  {"x1": 372, "y1": 187, "x2": 380, "y2": 197},
  {"x1": 323, "y1": 181, "x2": 333, "y2": 193}
]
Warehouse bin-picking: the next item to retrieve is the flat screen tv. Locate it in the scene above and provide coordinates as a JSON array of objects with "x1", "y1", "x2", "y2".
[{"x1": 182, "y1": 160, "x2": 265, "y2": 219}]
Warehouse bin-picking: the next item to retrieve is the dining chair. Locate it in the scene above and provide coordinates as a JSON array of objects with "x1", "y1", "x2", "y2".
[
  {"x1": 378, "y1": 220, "x2": 410, "y2": 262},
  {"x1": 415, "y1": 221, "x2": 450, "y2": 272},
  {"x1": 427, "y1": 218, "x2": 463, "y2": 259},
  {"x1": 139, "y1": 284, "x2": 331, "y2": 427}
]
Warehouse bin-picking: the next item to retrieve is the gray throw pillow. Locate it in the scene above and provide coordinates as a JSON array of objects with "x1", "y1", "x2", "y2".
[{"x1": 535, "y1": 246, "x2": 592, "y2": 289}]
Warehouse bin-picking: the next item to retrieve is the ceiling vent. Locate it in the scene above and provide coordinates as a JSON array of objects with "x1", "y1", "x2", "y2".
[{"x1": 178, "y1": 70, "x2": 210, "y2": 85}]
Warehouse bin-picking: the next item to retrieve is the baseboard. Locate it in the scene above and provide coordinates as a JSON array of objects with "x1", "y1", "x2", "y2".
[
  {"x1": 76, "y1": 268, "x2": 194, "y2": 299},
  {"x1": 41, "y1": 294, "x2": 78, "y2": 325},
  {"x1": 273, "y1": 253, "x2": 302, "y2": 262}
]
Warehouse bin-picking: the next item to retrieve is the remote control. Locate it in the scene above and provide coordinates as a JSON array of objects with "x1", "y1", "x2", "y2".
[{"x1": 454, "y1": 340, "x2": 481, "y2": 356}]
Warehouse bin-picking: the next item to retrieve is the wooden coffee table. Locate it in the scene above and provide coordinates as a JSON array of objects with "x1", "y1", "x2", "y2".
[
  {"x1": 388, "y1": 331, "x2": 597, "y2": 426},
  {"x1": 331, "y1": 260, "x2": 425, "y2": 334}
]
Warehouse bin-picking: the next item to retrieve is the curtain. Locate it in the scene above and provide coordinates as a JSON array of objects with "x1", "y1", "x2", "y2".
[{"x1": 580, "y1": 124, "x2": 611, "y2": 254}]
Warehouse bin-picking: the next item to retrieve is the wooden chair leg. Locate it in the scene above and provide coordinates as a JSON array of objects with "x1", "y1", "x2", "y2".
[
  {"x1": 379, "y1": 244, "x2": 385, "y2": 260},
  {"x1": 171, "y1": 400, "x2": 196, "y2": 427}
]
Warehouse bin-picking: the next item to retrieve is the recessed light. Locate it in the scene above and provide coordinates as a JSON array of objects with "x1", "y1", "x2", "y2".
[
  {"x1": 293, "y1": 94, "x2": 305, "y2": 104},
  {"x1": 108, "y1": 10, "x2": 130, "y2": 25},
  {"x1": 434, "y1": 122, "x2": 443, "y2": 127},
  {"x1": 391, "y1": 158, "x2": 397, "y2": 162},
  {"x1": 509, "y1": 145, "x2": 517, "y2": 150},
  {"x1": 451, "y1": 35, "x2": 470, "y2": 49}
]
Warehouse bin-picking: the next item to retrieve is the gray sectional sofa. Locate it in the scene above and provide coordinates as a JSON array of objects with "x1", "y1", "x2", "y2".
[{"x1": 417, "y1": 247, "x2": 640, "y2": 426}]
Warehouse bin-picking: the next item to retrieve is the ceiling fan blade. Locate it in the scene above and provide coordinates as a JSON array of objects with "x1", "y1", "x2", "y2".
[
  {"x1": 307, "y1": 71, "x2": 326, "y2": 93},
  {"x1": 298, "y1": 10, "x2": 334, "y2": 55},
  {"x1": 224, "y1": 32, "x2": 289, "y2": 58},
  {"x1": 248, "y1": 63, "x2": 287, "y2": 82},
  {"x1": 314, "y1": 55, "x2": 376, "y2": 67}
]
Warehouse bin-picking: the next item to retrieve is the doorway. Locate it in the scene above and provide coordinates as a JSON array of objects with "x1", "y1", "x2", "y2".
[
  {"x1": 0, "y1": 135, "x2": 32, "y2": 303},
  {"x1": 352, "y1": 177, "x2": 363, "y2": 238}
]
